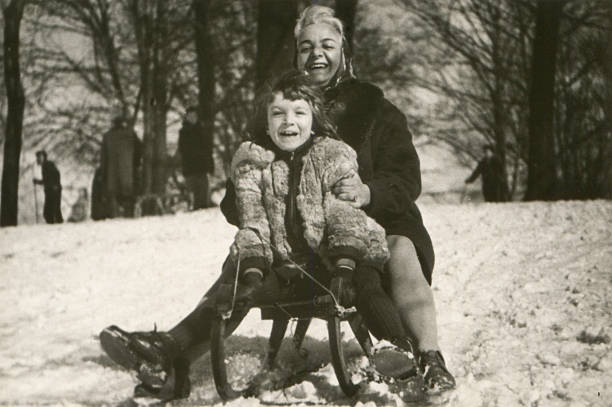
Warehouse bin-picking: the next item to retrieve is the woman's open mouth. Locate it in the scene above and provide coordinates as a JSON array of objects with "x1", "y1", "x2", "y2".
[{"x1": 308, "y1": 62, "x2": 328, "y2": 71}]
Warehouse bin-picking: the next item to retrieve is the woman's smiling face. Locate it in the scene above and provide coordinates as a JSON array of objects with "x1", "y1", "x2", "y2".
[
  {"x1": 267, "y1": 92, "x2": 313, "y2": 152},
  {"x1": 296, "y1": 23, "x2": 343, "y2": 87}
]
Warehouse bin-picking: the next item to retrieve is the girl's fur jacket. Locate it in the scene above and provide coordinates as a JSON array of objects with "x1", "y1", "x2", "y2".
[{"x1": 229, "y1": 137, "x2": 389, "y2": 273}]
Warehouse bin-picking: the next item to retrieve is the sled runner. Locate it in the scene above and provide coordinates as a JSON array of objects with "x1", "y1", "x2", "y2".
[{"x1": 210, "y1": 261, "x2": 374, "y2": 400}]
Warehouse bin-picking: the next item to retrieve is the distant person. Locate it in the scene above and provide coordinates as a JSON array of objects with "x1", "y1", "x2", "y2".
[
  {"x1": 465, "y1": 145, "x2": 509, "y2": 202},
  {"x1": 101, "y1": 115, "x2": 142, "y2": 218},
  {"x1": 68, "y1": 187, "x2": 89, "y2": 223},
  {"x1": 178, "y1": 106, "x2": 214, "y2": 210},
  {"x1": 91, "y1": 166, "x2": 108, "y2": 221},
  {"x1": 33, "y1": 150, "x2": 63, "y2": 224}
]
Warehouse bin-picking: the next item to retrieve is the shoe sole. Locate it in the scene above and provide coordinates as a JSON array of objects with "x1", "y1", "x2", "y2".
[
  {"x1": 371, "y1": 349, "x2": 417, "y2": 379},
  {"x1": 99, "y1": 326, "x2": 139, "y2": 371},
  {"x1": 99, "y1": 326, "x2": 169, "y2": 390}
]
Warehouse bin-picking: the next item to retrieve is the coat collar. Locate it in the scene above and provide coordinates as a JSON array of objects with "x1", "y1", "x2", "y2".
[{"x1": 324, "y1": 79, "x2": 384, "y2": 149}]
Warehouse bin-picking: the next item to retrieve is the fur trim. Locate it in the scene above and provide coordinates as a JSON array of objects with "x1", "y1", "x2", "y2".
[
  {"x1": 326, "y1": 80, "x2": 384, "y2": 150},
  {"x1": 262, "y1": 160, "x2": 292, "y2": 261},
  {"x1": 230, "y1": 141, "x2": 275, "y2": 183}
]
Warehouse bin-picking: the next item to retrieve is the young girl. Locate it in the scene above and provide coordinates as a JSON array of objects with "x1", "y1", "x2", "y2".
[{"x1": 100, "y1": 71, "x2": 419, "y2": 400}]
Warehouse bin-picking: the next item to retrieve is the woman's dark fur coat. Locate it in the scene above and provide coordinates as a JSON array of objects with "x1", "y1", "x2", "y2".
[{"x1": 222, "y1": 79, "x2": 435, "y2": 283}]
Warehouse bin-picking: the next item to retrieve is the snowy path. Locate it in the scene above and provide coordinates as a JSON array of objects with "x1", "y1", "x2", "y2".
[{"x1": 1, "y1": 201, "x2": 610, "y2": 406}]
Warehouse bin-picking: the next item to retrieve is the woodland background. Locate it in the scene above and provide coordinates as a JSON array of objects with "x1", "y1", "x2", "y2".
[{"x1": 1, "y1": 0, "x2": 611, "y2": 226}]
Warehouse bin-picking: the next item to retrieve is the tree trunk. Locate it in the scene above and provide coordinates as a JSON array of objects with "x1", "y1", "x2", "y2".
[
  {"x1": 603, "y1": 0, "x2": 612, "y2": 198},
  {"x1": 193, "y1": 0, "x2": 215, "y2": 175},
  {"x1": 1, "y1": 0, "x2": 26, "y2": 227},
  {"x1": 151, "y1": 0, "x2": 168, "y2": 195},
  {"x1": 130, "y1": 0, "x2": 155, "y2": 195},
  {"x1": 490, "y1": 9, "x2": 510, "y2": 201},
  {"x1": 524, "y1": 0, "x2": 563, "y2": 201},
  {"x1": 256, "y1": 0, "x2": 297, "y2": 88},
  {"x1": 335, "y1": 0, "x2": 357, "y2": 53}
]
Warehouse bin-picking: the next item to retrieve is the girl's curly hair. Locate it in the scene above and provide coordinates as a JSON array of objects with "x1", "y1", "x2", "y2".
[{"x1": 248, "y1": 71, "x2": 337, "y2": 149}]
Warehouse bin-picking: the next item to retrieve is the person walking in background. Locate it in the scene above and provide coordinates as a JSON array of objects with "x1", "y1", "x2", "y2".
[
  {"x1": 465, "y1": 144, "x2": 509, "y2": 202},
  {"x1": 178, "y1": 106, "x2": 214, "y2": 210},
  {"x1": 33, "y1": 150, "x2": 63, "y2": 224},
  {"x1": 101, "y1": 115, "x2": 142, "y2": 218}
]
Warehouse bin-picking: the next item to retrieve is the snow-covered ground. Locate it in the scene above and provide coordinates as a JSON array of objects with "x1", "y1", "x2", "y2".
[{"x1": 1, "y1": 201, "x2": 611, "y2": 406}]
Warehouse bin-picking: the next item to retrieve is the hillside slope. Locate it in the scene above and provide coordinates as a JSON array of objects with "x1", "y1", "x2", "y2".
[{"x1": 1, "y1": 201, "x2": 610, "y2": 406}]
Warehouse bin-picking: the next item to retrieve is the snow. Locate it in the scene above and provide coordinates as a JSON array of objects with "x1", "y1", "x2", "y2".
[{"x1": 1, "y1": 201, "x2": 611, "y2": 406}]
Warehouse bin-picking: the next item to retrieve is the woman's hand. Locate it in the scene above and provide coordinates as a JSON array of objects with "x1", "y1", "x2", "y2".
[{"x1": 333, "y1": 169, "x2": 371, "y2": 208}]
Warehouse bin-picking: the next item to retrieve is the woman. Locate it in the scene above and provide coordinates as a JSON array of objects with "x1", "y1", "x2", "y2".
[
  {"x1": 99, "y1": 5, "x2": 454, "y2": 400},
  {"x1": 293, "y1": 5, "x2": 455, "y2": 393}
]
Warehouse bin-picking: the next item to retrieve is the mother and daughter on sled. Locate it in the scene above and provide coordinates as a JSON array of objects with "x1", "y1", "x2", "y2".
[{"x1": 100, "y1": 4, "x2": 455, "y2": 401}]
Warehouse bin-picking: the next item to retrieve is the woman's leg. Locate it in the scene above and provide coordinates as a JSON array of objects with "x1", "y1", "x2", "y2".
[
  {"x1": 352, "y1": 265, "x2": 418, "y2": 379},
  {"x1": 386, "y1": 235, "x2": 439, "y2": 351},
  {"x1": 386, "y1": 235, "x2": 455, "y2": 391}
]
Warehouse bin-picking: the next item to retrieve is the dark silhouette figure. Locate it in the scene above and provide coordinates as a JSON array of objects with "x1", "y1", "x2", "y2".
[
  {"x1": 91, "y1": 166, "x2": 108, "y2": 221},
  {"x1": 33, "y1": 150, "x2": 63, "y2": 224},
  {"x1": 178, "y1": 107, "x2": 213, "y2": 210},
  {"x1": 465, "y1": 145, "x2": 508, "y2": 202},
  {"x1": 101, "y1": 116, "x2": 142, "y2": 218}
]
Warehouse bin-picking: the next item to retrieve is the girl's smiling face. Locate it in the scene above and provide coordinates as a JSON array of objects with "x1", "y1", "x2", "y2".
[
  {"x1": 296, "y1": 23, "x2": 343, "y2": 87},
  {"x1": 267, "y1": 92, "x2": 313, "y2": 152}
]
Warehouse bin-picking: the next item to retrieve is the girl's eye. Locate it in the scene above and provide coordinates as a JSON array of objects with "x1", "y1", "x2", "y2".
[
  {"x1": 271, "y1": 111, "x2": 284, "y2": 116},
  {"x1": 300, "y1": 46, "x2": 312, "y2": 53},
  {"x1": 295, "y1": 110, "x2": 307, "y2": 116}
]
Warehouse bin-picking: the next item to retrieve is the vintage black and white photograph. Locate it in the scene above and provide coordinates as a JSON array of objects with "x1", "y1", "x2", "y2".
[{"x1": 1, "y1": 0, "x2": 611, "y2": 405}]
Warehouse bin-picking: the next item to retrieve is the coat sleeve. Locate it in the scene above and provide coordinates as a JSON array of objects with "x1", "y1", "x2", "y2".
[
  {"x1": 43, "y1": 162, "x2": 61, "y2": 188},
  {"x1": 229, "y1": 145, "x2": 274, "y2": 273},
  {"x1": 323, "y1": 142, "x2": 389, "y2": 268},
  {"x1": 465, "y1": 160, "x2": 484, "y2": 183},
  {"x1": 133, "y1": 133, "x2": 143, "y2": 168},
  {"x1": 365, "y1": 99, "x2": 422, "y2": 221},
  {"x1": 220, "y1": 179, "x2": 239, "y2": 226},
  {"x1": 204, "y1": 126, "x2": 214, "y2": 175},
  {"x1": 101, "y1": 133, "x2": 109, "y2": 183}
]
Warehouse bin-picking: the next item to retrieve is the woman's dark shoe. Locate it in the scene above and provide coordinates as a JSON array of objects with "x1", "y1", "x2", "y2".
[
  {"x1": 419, "y1": 350, "x2": 456, "y2": 393},
  {"x1": 99, "y1": 325, "x2": 180, "y2": 390}
]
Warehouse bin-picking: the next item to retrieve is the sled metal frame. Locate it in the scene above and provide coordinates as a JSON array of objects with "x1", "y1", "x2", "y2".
[{"x1": 210, "y1": 274, "x2": 374, "y2": 401}]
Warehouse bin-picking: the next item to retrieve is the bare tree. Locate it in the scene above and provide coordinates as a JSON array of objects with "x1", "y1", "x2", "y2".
[
  {"x1": 524, "y1": 0, "x2": 563, "y2": 201},
  {"x1": 553, "y1": 0, "x2": 610, "y2": 198},
  {"x1": 256, "y1": 0, "x2": 297, "y2": 88},
  {"x1": 193, "y1": 0, "x2": 215, "y2": 174},
  {"x1": 395, "y1": 0, "x2": 532, "y2": 199},
  {"x1": 605, "y1": 0, "x2": 612, "y2": 198},
  {"x1": 335, "y1": 0, "x2": 358, "y2": 51},
  {"x1": 1, "y1": 0, "x2": 26, "y2": 226}
]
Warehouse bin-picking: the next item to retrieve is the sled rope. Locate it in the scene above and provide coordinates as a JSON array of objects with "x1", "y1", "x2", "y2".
[
  {"x1": 242, "y1": 227, "x2": 343, "y2": 309},
  {"x1": 221, "y1": 254, "x2": 242, "y2": 320}
]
